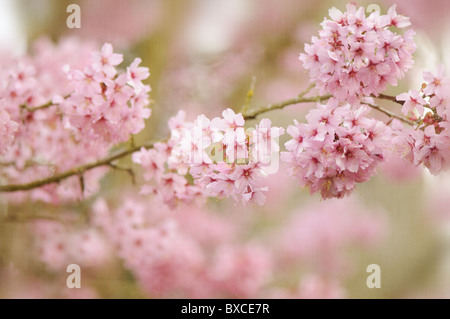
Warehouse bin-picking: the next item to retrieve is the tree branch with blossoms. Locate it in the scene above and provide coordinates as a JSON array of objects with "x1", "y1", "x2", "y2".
[
  {"x1": 0, "y1": 140, "x2": 154, "y2": 192},
  {"x1": 0, "y1": 89, "x2": 330, "y2": 193},
  {"x1": 19, "y1": 94, "x2": 71, "y2": 113},
  {"x1": 2, "y1": 3, "x2": 450, "y2": 208},
  {"x1": 0, "y1": 90, "x2": 414, "y2": 194}
]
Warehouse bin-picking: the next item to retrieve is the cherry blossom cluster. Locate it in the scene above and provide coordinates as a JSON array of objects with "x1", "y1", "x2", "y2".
[
  {"x1": 54, "y1": 43, "x2": 151, "y2": 144},
  {"x1": 132, "y1": 109, "x2": 284, "y2": 206},
  {"x1": 393, "y1": 66, "x2": 450, "y2": 175},
  {"x1": 281, "y1": 99, "x2": 391, "y2": 199},
  {"x1": 0, "y1": 39, "x2": 153, "y2": 203},
  {"x1": 0, "y1": 38, "x2": 112, "y2": 203},
  {"x1": 132, "y1": 140, "x2": 205, "y2": 209},
  {"x1": 300, "y1": 4, "x2": 415, "y2": 104}
]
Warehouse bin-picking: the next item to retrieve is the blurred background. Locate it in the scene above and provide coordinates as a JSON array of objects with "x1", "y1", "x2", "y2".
[{"x1": 1, "y1": 0, "x2": 450, "y2": 298}]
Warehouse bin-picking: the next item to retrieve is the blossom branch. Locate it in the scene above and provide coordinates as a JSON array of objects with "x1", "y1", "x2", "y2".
[
  {"x1": 0, "y1": 91, "x2": 330, "y2": 193},
  {"x1": 0, "y1": 91, "x2": 415, "y2": 193},
  {"x1": 0, "y1": 141, "x2": 155, "y2": 192}
]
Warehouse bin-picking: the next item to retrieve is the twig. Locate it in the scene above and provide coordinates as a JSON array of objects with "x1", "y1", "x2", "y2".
[
  {"x1": 107, "y1": 163, "x2": 136, "y2": 185},
  {"x1": 20, "y1": 94, "x2": 71, "y2": 112},
  {"x1": 297, "y1": 83, "x2": 316, "y2": 97},
  {"x1": 3, "y1": 213, "x2": 67, "y2": 224},
  {"x1": 373, "y1": 93, "x2": 405, "y2": 106},
  {"x1": 242, "y1": 94, "x2": 331, "y2": 120},
  {"x1": 78, "y1": 172, "x2": 85, "y2": 195},
  {"x1": 362, "y1": 102, "x2": 415, "y2": 125}
]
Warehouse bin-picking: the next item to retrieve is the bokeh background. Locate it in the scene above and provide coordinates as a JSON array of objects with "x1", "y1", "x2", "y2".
[{"x1": 1, "y1": 0, "x2": 450, "y2": 298}]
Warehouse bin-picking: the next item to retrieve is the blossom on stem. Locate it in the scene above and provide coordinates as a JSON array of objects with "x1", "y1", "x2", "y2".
[
  {"x1": 393, "y1": 67, "x2": 450, "y2": 175},
  {"x1": 133, "y1": 109, "x2": 284, "y2": 206},
  {"x1": 396, "y1": 90, "x2": 426, "y2": 117}
]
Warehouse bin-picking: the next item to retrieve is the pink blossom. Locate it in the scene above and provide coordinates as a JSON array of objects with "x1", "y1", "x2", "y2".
[
  {"x1": 205, "y1": 177, "x2": 237, "y2": 200},
  {"x1": 132, "y1": 147, "x2": 165, "y2": 180},
  {"x1": 231, "y1": 163, "x2": 266, "y2": 192},
  {"x1": 221, "y1": 108, "x2": 246, "y2": 152},
  {"x1": 416, "y1": 125, "x2": 450, "y2": 175},
  {"x1": 384, "y1": 4, "x2": 412, "y2": 28},
  {"x1": 135, "y1": 110, "x2": 285, "y2": 206},
  {"x1": 397, "y1": 90, "x2": 426, "y2": 117},
  {"x1": 423, "y1": 65, "x2": 447, "y2": 96},
  {"x1": 91, "y1": 43, "x2": 123, "y2": 78},
  {"x1": 127, "y1": 58, "x2": 150, "y2": 91},
  {"x1": 0, "y1": 38, "x2": 113, "y2": 203},
  {"x1": 241, "y1": 186, "x2": 268, "y2": 206},
  {"x1": 68, "y1": 66, "x2": 102, "y2": 97},
  {"x1": 284, "y1": 120, "x2": 310, "y2": 154},
  {"x1": 393, "y1": 68, "x2": 450, "y2": 175}
]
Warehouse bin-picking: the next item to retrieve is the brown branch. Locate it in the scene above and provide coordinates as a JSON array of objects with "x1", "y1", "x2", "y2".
[
  {"x1": 242, "y1": 95, "x2": 331, "y2": 120},
  {"x1": 373, "y1": 93, "x2": 405, "y2": 106},
  {"x1": 241, "y1": 83, "x2": 324, "y2": 119},
  {"x1": 3, "y1": 213, "x2": 67, "y2": 223},
  {"x1": 0, "y1": 141, "x2": 155, "y2": 192},
  {"x1": 20, "y1": 94, "x2": 71, "y2": 112},
  {"x1": 363, "y1": 102, "x2": 415, "y2": 125},
  {"x1": 243, "y1": 94, "x2": 331, "y2": 120}
]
